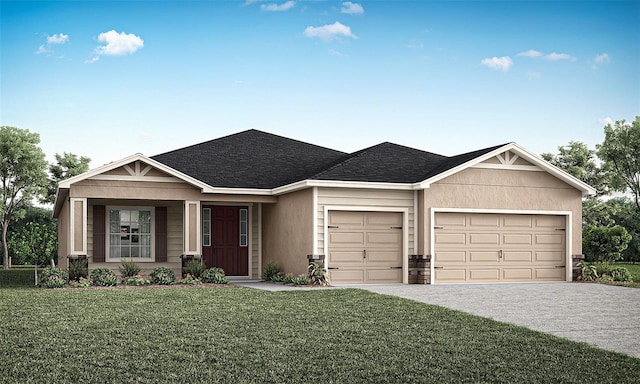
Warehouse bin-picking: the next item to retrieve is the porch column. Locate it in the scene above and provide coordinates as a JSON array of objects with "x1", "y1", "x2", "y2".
[
  {"x1": 69, "y1": 198, "x2": 87, "y2": 256},
  {"x1": 183, "y1": 201, "x2": 201, "y2": 256}
]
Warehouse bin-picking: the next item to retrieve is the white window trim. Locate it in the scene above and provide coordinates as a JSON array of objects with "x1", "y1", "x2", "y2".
[
  {"x1": 429, "y1": 208, "x2": 573, "y2": 284},
  {"x1": 106, "y1": 206, "x2": 156, "y2": 262}
]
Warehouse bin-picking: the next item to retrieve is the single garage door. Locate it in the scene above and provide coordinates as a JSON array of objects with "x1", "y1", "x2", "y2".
[
  {"x1": 327, "y1": 211, "x2": 403, "y2": 284},
  {"x1": 434, "y1": 212, "x2": 566, "y2": 283}
]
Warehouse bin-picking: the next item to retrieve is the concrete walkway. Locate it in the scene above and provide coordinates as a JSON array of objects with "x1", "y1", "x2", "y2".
[
  {"x1": 237, "y1": 281, "x2": 640, "y2": 358},
  {"x1": 354, "y1": 283, "x2": 640, "y2": 359}
]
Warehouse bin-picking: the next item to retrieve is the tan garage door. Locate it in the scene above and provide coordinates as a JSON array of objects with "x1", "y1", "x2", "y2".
[
  {"x1": 327, "y1": 211, "x2": 403, "y2": 284},
  {"x1": 434, "y1": 212, "x2": 566, "y2": 283}
]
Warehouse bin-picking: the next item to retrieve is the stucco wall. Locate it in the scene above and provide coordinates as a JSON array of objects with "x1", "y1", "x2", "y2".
[
  {"x1": 57, "y1": 200, "x2": 69, "y2": 268},
  {"x1": 262, "y1": 189, "x2": 312, "y2": 276},
  {"x1": 421, "y1": 167, "x2": 583, "y2": 255}
]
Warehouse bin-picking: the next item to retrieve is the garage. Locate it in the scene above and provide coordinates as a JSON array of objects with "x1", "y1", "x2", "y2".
[
  {"x1": 433, "y1": 212, "x2": 567, "y2": 283},
  {"x1": 327, "y1": 211, "x2": 403, "y2": 284}
]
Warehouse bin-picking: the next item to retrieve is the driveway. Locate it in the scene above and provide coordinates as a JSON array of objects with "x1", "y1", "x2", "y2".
[{"x1": 354, "y1": 282, "x2": 640, "y2": 359}]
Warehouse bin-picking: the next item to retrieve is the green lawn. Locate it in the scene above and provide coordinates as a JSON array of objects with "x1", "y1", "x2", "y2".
[
  {"x1": 1, "y1": 287, "x2": 638, "y2": 383},
  {"x1": 619, "y1": 262, "x2": 640, "y2": 281}
]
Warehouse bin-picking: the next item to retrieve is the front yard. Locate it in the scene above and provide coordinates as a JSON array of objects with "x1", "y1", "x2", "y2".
[{"x1": 1, "y1": 287, "x2": 638, "y2": 383}]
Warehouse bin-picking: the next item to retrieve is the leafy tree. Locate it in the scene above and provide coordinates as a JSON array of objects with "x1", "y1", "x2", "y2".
[
  {"x1": 0, "y1": 126, "x2": 48, "y2": 269},
  {"x1": 597, "y1": 117, "x2": 640, "y2": 210},
  {"x1": 582, "y1": 225, "x2": 632, "y2": 262},
  {"x1": 541, "y1": 140, "x2": 610, "y2": 197},
  {"x1": 8, "y1": 222, "x2": 57, "y2": 285},
  {"x1": 42, "y1": 152, "x2": 91, "y2": 205},
  {"x1": 7, "y1": 205, "x2": 57, "y2": 265}
]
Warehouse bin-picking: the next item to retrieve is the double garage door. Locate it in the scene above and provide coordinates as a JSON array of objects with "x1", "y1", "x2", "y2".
[
  {"x1": 434, "y1": 212, "x2": 567, "y2": 283},
  {"x1": 327, "y1": 211, "x2": 403, "y2": 284}
]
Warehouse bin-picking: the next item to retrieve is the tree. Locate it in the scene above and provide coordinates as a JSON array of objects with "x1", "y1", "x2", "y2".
[
  {"x1": 597, "y1": 117, "x2": 640, "y2": 210},
  {"x1": 542, "y1": 140, "x2": 610, "y2": 197},
  {"x1": 9, "y1": 221, "x2": 57, "y2": 285},
  {"x1": 7, "y1": 205, "x2": 57, "y2": 265},
  {"x1": 582, "y1": 225, "x2": 632, "y2": 262},
  {"x1": 41, "y1": 152, "x2": 91, "y2": 205},
  {"x1": 0, "y1": 126, "x2": 48, "y2": 269}
]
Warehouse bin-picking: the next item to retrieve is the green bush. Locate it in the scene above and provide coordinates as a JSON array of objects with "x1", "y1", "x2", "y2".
[
  {"x1": 124, "y1": 273, "x2": 151, "y2": 286},
  {"x1": 262, "y1": 260, "x2": 281, "y2": 281},
  {"x1": 151, "y1": 267, "x2": 175, "y2": 285},
  {"x1": 583, "y1": 225, "x2": 632, "y2": 262},
  {"x1": 201, "y1": 267, "x2": 229, "y2": 284},
  {"x1": 184, "y1": 258, "x2": 207, "y2": 278},
  {"x1": 270, "y1": 273, "x2": 285, "y2": 283},
  {"x1": 38, "y1": 267, "x2": 68, "y2": 288},
  {"x1": 291, "y1": 274, "x2": 310, "y2": 286},
  {"x1": 579, "y1": 262, "x2": 598, "y2": 281},
  {"x1": 281, "y1": 273, "x2": 294, "y2": 285},
  {"x1": 68, "y1": 277, "x2": 92, "y2": 288},
  {"x1": 308, "y1": 262, "x2": 329, "y2": 286},
  {"x1": 174, "y1": 274, "x2": 202, "y2": 285},
  {"x1": 580, "y1": 261, "x2": 633, "y2": 283},
  {"x1": 610, "y1": 266, "x2": 633, "y2": 282},
  {"x1": 68, "y1": 258, "x2": 88, "y2": 281},
  {"x1": 90, "y1": 268, "x2": 118, "y2": 287},
  {"x1": 118, "y1": 259, "x2": 142, "y2": 280}
]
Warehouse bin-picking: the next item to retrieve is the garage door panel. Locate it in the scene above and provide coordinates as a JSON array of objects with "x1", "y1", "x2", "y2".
[
  {"x1": 469, "y1": 269, "x2": 500, "y2": 281},
  {"x1": 434, "y1": 212, "x2": 566, "y2": 284},
  {"x1": 367, "y1": 268, "x2": 402, "y2": 283},
  {"x1": 469, "y1": 251, "x2": 499, "y2": 262},
  {"x1": 503, "y1": 234, "x2": 533, "y2": 245},
  {"x1": 366, "y1": 232, "x2": 402, "y2": 245},
  {"x1": 435, "y1": 268, "x2": 466, "y2": 282},
  {"x1": 435, "y1": 212, "x2": 466, "y2": 227},
  {"x1": 469, "y1": 214, "x2": 500, "y2": 228},
  {"x1": 329, "y1": 212, "x2": 365, "y2": 228},
  {"x1": 329, "y1": 232, "x2": 364, "y2": 245},
  {"x1": 436, "y1": 233, "x2": 466, "y2": 245},
  {"x1": 437, "y1": 251, "x2": 466, "y2": 263},
  {"x1": 469, "y1": 233, "x2": 500, "y2": 245},
  {"x1": 366, "y1": 213, "x2": 402, "y2": 228},
  {"x1": 503, "y1": 251, "x2": 532, "y2": 262},
  {"x1": 329, "y1": 269, "x2": 365, "y2": 284},
  {"x1": 330, "y1": 251, "x2": 365, "y2": 264},
  {"x1": 366, "y1": 250, "x2": 401, "y2": 264},
  {"x1": 503, "y1": 268, "x2": 533, "y2": 280}
]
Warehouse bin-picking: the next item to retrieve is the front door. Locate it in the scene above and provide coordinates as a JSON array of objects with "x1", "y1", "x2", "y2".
[{"x1": 201, "y1": 206, "x2": 249, "y2": 276}]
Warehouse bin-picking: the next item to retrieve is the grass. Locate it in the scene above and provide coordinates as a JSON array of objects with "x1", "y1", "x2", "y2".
[
  {"x1": 1, "y1": 287, "x2": 638, "y2": 383},
  {"x1": 618, "y1": 262, "x2": 640, "y2": 281}
]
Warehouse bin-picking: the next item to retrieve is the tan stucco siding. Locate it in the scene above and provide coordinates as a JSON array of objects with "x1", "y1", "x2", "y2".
[
  {"x1": 317, "y1": 188, "x2": 415, "y2": 256},
  {"x1": 423, "y1": 168, "x2": 583, "y2": 255},
  {"x1": 73, "y1": 199, "x2": 84, "y2": 253},
  {"x1": 70, "y1": 179, "x2": 277, "y2": 203},
  {"x1": 57, "y1": 200, "x2": 69, "y2": 268},
  {"x1": 262, "y1": 189, "x2": 312, "y2": 276}
]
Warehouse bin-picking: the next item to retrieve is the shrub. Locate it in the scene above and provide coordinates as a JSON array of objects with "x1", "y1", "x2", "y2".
[
  {"x1": 291, "y1": 274, "x2": 310, "y2": 286},
  {"x1": 69, "y1": 277, "x2": 92, "y2": 288},
  {"x1": 174, "y1": 274, "x2": 202, "y2": 285},
  {"x1": 124, "y1": 273, "x2": 151, "y2": 286},
  {"x1": 270, "y1": 273, "x2": 285, "y2": 283},
  {"x1": 308, "y1": 262, "x2": 329, "y2": 286},
  {"x1": 583, "y1": 225, "x2": 632, "y2": 262},
  {"x1": 281, "y1": 273, "x2": 294, "y2": 285},
  {"x1": 201, "y1": 267, "x2": 229, "y2": 284},
  {"x1": 151, "y1": 267, "x2": 176, "y2": 285},
  {"x1": 90, "y1": 268, "x2": 118, "y2": 287},
  {"x1": 68, "y1": 258, "x2": 88, "y2": 281},
  {"x1": 118, "y1": 259, "x2": 142, "y2": 280},
  {"x1": 38, "y1": 267, "x2": 68, "y2": 288},
  {"x1": 579, "y1": 262, "x2": 598, "y2": 281},
  {"x1": 262, "y1": 260, "x2": 281, "y2": 281},
  {"x1": 579, "y1": 261, "x2": 633, "y2": 283},
  {"x1": 184, "y1": 258, "x2": 207, "y2": 278},
  {"x1": 610, "y1": 266, "x2": 633, "y2": 282}
]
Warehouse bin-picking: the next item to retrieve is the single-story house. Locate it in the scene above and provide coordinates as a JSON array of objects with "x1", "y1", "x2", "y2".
[{"x1": 54, "y1": 129, "x2": 595, "y2": 284}]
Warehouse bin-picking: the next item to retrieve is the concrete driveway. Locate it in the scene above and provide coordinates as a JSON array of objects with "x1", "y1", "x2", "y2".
[{"x1": 354, "y1": 282, "x2": 640, "y2": 359}]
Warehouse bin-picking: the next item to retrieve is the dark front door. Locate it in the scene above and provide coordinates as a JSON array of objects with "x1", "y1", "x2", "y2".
[{"x1": 202, "y1": 206, "x2": 249, "y2": 276}]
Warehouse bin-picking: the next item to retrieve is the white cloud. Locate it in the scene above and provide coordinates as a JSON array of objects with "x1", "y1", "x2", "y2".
[
  {"x1": 95, "y1": 30, "x2": 144, "y2": 56},
  {"x1": 341, "y1": 2, "x2": 364, "y2": 14},
  {"x1": 304, "y1": 22, "x2": 357, "y2": 41},
  {"x1": 545, "y1": 52, "x2": 574, "y2": 61},
  {"x1": 36, "y1": 45, "x2": 50, "y2": 54},
  {"x1": 598, "y1": 117, "x2": 614, "y2": 127},
  {"x1": 481, "y1": 56, "x2": 513, "y2": 72},
  {"x1": 260, "y1": 1, "x2": 295, "y2": 11},
  {"x1": 594, "y1": 53, "x2": 610, "y2": 65},
  {"x1": 517, "y1": 49, "x2": 543, "y2": 58},
  {"x1": 47, "y1": 33, "x2": 69, "y2": 45},
  {"x1": 244, "y1": 0, "x2": 263, "y2": 4}
]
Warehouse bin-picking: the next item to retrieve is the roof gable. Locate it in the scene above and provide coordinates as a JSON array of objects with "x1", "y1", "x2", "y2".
[{"x1": 151, "y1": 129, "x2": 347, "y2": 189}]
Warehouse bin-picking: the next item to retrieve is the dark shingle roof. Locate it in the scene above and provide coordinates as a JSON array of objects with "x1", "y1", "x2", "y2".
[
  {"x1": 151, "y1": 129, "x2": 509, "y2": 189},
  {"x1": 151, "y1": 130, "x2": 347, "y2": 189},
  {"x1": 312, "y1": 142, "x2": 446, "y2": 183}
]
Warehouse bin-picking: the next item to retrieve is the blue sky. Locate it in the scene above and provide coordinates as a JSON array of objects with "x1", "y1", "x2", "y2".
[{"x1": 1, "y1": 0, "x2": 639, "y2": 168}]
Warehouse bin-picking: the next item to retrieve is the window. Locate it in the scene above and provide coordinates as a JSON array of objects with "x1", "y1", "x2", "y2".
[
  {"x1": 239, "y1": 208, "x2": 248, "y2": 247},
  {"x1": 108, "y1": 208, "x2": 153, "y2": 260},
  {"x1": 202, "y1": 208, "x2": 211, "y2": 246}
]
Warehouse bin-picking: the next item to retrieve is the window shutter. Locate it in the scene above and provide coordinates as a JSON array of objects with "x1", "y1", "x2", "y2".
[
  {"x1": 155, "y1": 207, "x2": 168, "y2": 262},
  {"x1": 93, "y1": 205, "x2": 106, "y2": 262}
]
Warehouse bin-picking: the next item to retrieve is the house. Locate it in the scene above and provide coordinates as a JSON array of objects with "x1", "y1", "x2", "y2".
[{"x1": 53, "y1": 129, "x2": 595, "y2": 284}]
